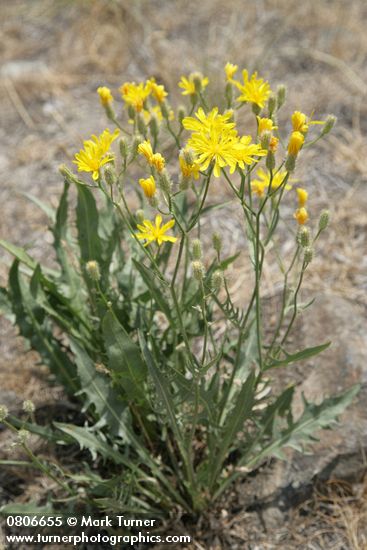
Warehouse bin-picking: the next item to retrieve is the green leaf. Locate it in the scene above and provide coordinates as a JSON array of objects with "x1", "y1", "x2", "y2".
[
  {"x1": 0, "y1": 239, "x2": 58, "y2": 277},
  {"x1": 76, "y1": 183, "x2": 103, "y2": 266},
  {"x1": 21, "y1": 191, "x2": 56, "y2": 222},
  {"x1": 218, "y1": 252, "x2": 240, "y2": 271},
  {"x1": 0, "y1": 502, "x2": 54, "y2": 516},
  {"x1": 265, "y1": 342, "x2": 331, "y2": 370},
  {"x1": 0, "y1": 287, "x2": 15, "y2": 321},
  {"x1": 210, "y1": 370, "x2": 256, "y2": 486},
  {"x1": 103, "y1": 310, "x2": 147, "y2": 401}
]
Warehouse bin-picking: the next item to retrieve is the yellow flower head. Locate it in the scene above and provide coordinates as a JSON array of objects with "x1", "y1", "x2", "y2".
[
  {"x1": 97, "y1": 86, "x2": 113, "y2": 106},
  {"x1": 294, "y1": 207, "x2": 309, "y2": 225},
  {"x1": 296, "y1": 187, "x2": 308, "y2": 207},
  {"x1": 179, "y1": 73, "x2": 209, "y2": 96},
  {"x1": 120, "y1": 81, "x2": 151, "y2": 112},
  {"x1": 257, "y1": 116, "x2": 277, "y2": 135},
  {"x1": 225, "y1": 62, "x2": 238, "y2": 81},
  {"x1": 183, "y1": 107, "x2": 235, "y2": 134},
  {"x1": 136, "y1": 215, "x2": 177, "y2": 246},
  {"x1": 147, "y1": 78, "x2": 168, "y2": 103},
  {"x1": 139, "y1": 176, "x2": 156, "y2": 198},
  {"x1": 288, "y1": 131, "x2": 304, "y2": 156},
  {"x1": 292, "y1": 111, "x2": 308, "y2": 134},
  {"x1": 151, "y1": 153, "x2": 165, "y2": 173},
  {"x1": 251, "y1": 168, "x2": 291, "y2": 196},
  {"x1": 73, "y1": 128, "x2": 119, "y2": 180},
  {"x1": 236, "y1": 70, "x2": 272, "y2": 109},
  {"x1": 138, "y1": 140, "x2": 154, "y2": 162},
  {"x1": 179, "y1": 152, "x2": 201, "y2": 180}
]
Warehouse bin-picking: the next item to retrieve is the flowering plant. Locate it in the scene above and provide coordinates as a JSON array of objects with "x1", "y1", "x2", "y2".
[{"x1": 0, "y1": 65, "x2": 359, "y2": 516}]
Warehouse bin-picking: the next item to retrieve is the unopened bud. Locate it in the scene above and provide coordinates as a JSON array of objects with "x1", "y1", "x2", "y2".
[
  {"x1": 192, "y1": 239, "x2": 202, "y2": 260},
  {"x1": 266, "y1": 151, "x2": 276, "y2": 171},
  {"x1": 18, "y1": 429, "x2": 30, "y2": 445},
  {"x1": 304, "y1": 247, "x2": 314, "y2": 264},
  {"x1": 212, "y1": 270, "x2": 224, "y2": 292},
  {"x1": 268, "y1": 95, "x2": 277, "y2": 116},
  {"x1": 104, "y1": 165, "x2": 116, "y2": 186},
  {"x1": 182, "y1": 148, "x2": 194, "y2": 165},
  {"x1": 136, "y1": 209, "x2": 145, "y2": 223},
  {"x1": 212, "y1": 232, "x2": 222, "y2": 253},
  {"x1": 119, "y1": 138, "x2": 128, "y2": 159},
  {"x1": 276, "y1": 85, "x2": 286, "y2": 109},
  {"x1": 260, "y1": 131, "x2": 271, "y2": 150},
  {"x1": 179, "y1": 176, "x2": 190, "y2": 191},
  {"x1": 191, "y1": 260, "x2": 205, "y2": 281},
  {"x1": 130, "y1": 135, "x2": 143, "y2": 159},
  {"x1": 252, "y1": 103, "x2": 261, "y2": 116},
  {"x1": 58, "y1": 164, "x2": 78, "y2": 184},
  {"x1": 158, "y1": 170, "x2": 172, "y2": 194},
  {"x1": 297, "y1": 226, "x2": 310, "y2": 247},
  {"x1": 149, "y1": 113, "x2": 159, "y2": 139},
  {"x1": 319, "y1": 209, "x2": 330, "y2": 231},
  {"x1": 0, "y1": 405, "x2": 9, "y2": 422},
  {"x1": 86, "y1": 260, "x2": 101, "y2": 282},
  {"x1": 285, "y1": 154, "x2": 296, "y2": 172},
  {"x1": 225, "y1": 82, "x2": 233, "y2": 105},
  {"x1": 178, "y1": 105, "x2": 186, "y2": 124},
  {"x1": 321, "y1": 115, "x2": 337, "y2": 136},
  {"x1": 127, "y1": 105, "x2": 136, "y2": 120},
  {"x1": 23, "y1": 400, "x2": 35, "y2": 414},
  {"x1": 161, "y1": 101, "x2": 170, "y2": 119},
  {"x1": 137, "y1": 113, "x2": 146, "y2": 135}
]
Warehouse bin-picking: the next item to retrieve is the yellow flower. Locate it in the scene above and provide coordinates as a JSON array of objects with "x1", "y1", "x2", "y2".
[
  {"x1": 251, "y1": 168, "x2": 290, "y2": 196},
  {"x1": 257, "y1": 116, "x2": 277, "y2": 135},
  {"x1": 296, "y1": 187, "x2": 308, "y2": 207},
  {"x1": 288, "y1": 131, "x2": 304, "y2": 156},
  {"x1": 225, "y1": 62, "x2": 238, "y2": 81},
  {"x1": 139, "y1": 176, "x2": 156, "y2": 198},
  {"x1": 151, "y1": 153, "x2": 165, "y2": 173},
  {"x1": 73, "y1": 128, "x2": 119, "y2": 180},
  {"x1": 119, "y1": 81, "x2": 151, "y2": 112},
  {"x1": 183, "y1": 107, "x2": 235, "y2": 134},
  {"x1": 179, "y1": 153, "x2": 201, "y2": 180},
  {"x1": 136, "y1": 215, "x2": 177, "y2": 246},
  {"x1": 97, "y1": 86, "x2": 113, "y2": 106},
  {"x1": 179, "y1": 74, "x2": 209, "y2": 96},
  {"x1": 292, "y1": 111, "x2": 308, "y2": 134},
  {"x1": 138, "y1": 140, "x2": 154, "y2": 162},
  {"x1": 294, "y1": 207, "x2": 309, "y2": 225},
  {"x1": 147, "y1": 78, "x2": 168, "y2": 103},
  {"x1": 235, "y1": 70, "x2": 271, "y2": 108}
]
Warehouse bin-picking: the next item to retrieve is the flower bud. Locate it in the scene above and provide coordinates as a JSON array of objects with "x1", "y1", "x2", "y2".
[
  {"x1": 127, "y1": 105, "x2": 136, "y2": 120},
  {"x1": 137, "y1": 113, "x2": 147, "y2": 135},
  {"x1": 23, "y1": 400, "x2": 35, "y2": 414},
  {"x1": 161, "y1": 101, "x2": 170, "y2": 119},
  {"x1": 178, "y1": 105, "x2": 186, "y2": 125},
  {"x1": 18, "y1": 429, "x2": 30, "y2": 445},
  {"x1": 297, "y1": 226, "x2": 310, "y2": 247},
  {"x1": 97, "y1": 86, "x2": 113, "y2": 106},
  {"x1": 285, "y1": 155, "x2": 296, "y2": 172},
  {"x1": 179, "y1": 176, "x2": 190, "y2": 191},
  {"x1": 319, "y1": 209, "x2": 330, "y2": 231},
  {"x1": 86, "y1": 260, "x2": 101, "y2": 282},
  {"x1": 294, "y1": 207, "x2": 309, "y2": 225},
  {"x1": 212, "y1": 270, "x2": 224, "y2": 292},
  {"x1": 266, "y1": 151, "x2": 276, "y2": 171},
  {"x1": 304, "y1": 246, "x2": 314, "y2": 264},
  {"x1": 260, "y1": 130, "x2": 271, "y2": 150},
  {"x1": 130, "y1": 135, "x2": 143, "y2": 159},
  {"x1": 321, "y1": 115, "x2": 337, "y2": 136},
  {"x1": 136, "y1": 209, "x2": 145, "y2": 223},
  {"x1": 212, "y1": 232, "x2": 222, "y2": 254},
  {"x1": 119, "y1": 138, "x2": 128, "y2": 159},
  {"x1": 287, "y1": 131, "x2": 304, "y2": 156},
  {"x1": 104, "y1": 165, "x2": 116, "y2": 186},
  {"x1": 149, "y1": 113, "x2": 159, "y2": 140},
  {"x1": 191, "y1": 260, "x2": 205, "y2": 281},
  {"x1": 158, "y1": 169, "x2": 172, "y2": 195},
  {"x1": 139, "y1": 176, "x2": 156, "y2": 199},
  {"x1": 252, "y1": 103, "x2": 261, "y2": 116},
  {"x1": 268, "y1": 94, "x2": 277, "y2": 116},
  {"x1": 58, "y1": 164, "x2": 78, "y2": 184},
  {"x1": 192, "y1": 239, "x2": 202, "y2": 260},
  {"x1": 182, "y1": 148, "x2": 194, "y2": 165},
  {"x1": 0, "y1": 404, "x2": 9, "y2": 422},
  {"x1": 296, "y1": 187, "x2": 308, "y2": 207},
  {"x1": 276, "y1": 84, "x2": 286, "y2": 109},
  {"x1": 225, "y1": 82, "x2": 233, "y2": 105}
]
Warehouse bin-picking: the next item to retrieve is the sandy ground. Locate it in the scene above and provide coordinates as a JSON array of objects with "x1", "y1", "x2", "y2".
[{"x1": 1, "y1": 1, "x2": 367, "y2": 548}]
